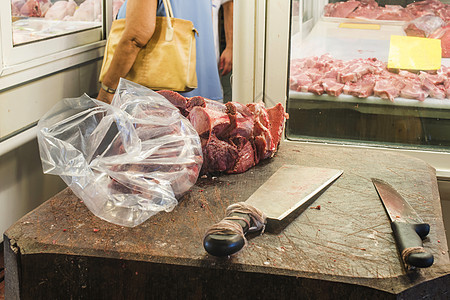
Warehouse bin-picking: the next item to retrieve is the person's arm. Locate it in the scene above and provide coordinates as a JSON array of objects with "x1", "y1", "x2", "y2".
[
  {"x1": 97, "y1": 0, "x2": 158, "y2": 103},
  {"x1": 219, "y1": 1, "x2": 233, "y2": 76}
]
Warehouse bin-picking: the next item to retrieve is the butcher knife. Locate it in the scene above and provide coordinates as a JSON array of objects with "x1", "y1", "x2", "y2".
[
  {"x1": 203, "y1": 165, "x2": 343, "y2": 257},
  {"x1": 372, "y1": 178, "x2": 434, "y2": 268}
]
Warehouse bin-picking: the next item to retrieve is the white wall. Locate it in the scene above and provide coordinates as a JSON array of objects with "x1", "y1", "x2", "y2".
[
  {"x1": 0, "y1": 59, "x2": 102, "y2": 241},
  {"x1": 0, "y1": 139, "x2": 67, "y2": 241}
]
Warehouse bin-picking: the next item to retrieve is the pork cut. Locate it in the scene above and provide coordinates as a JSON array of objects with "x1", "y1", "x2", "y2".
[
  {"x1": 324, "y1": 0, "x2": 450, "y2": 23},
  {"x1": 19, "y1": 0, "x2": 42, "y2": 17},
  {"x1": 403, "y1": 15, "x2": 445, "y2": 37},
  {"x1": 290, "y1": 54, "x2": 450, "y2": 102},
  {"x1": 157, "y1": 92, "x2": 288, "y2": 175},
  {"x1": 45, "y1": 0, "x2": 77, "y2": 20},
  {"x1": 324, "y1": 1, "x2": 360, "y2": 18},
  {"x1": 343, "y1": 74, "x2": 375, "y2": 98},
  {"x1": 64, "y1": 0, "x2": 101, "y2": 22}
]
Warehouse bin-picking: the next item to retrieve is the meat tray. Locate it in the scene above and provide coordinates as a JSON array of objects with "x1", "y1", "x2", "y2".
[{"x1": 290, "y1": 19, "x2": 450, "y2": 106}]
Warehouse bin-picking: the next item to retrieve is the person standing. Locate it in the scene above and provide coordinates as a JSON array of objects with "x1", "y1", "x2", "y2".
[
  {"x1": 212, "y1": 0, "x2": 233, "y2": 103},
  {"x1": 98, "y1": 0, "x2": 223, "y2": 103},
  {"x1": 212, "y1": 0, "x2": 233, "y2": 76}
]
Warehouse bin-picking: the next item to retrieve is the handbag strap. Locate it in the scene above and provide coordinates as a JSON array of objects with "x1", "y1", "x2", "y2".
[
  {"x1": 162, "y1": 0, "x2": 174, "y2": 41},
  {"x1": 163, "y1": 0, "x2": 174, "y2": 18}
]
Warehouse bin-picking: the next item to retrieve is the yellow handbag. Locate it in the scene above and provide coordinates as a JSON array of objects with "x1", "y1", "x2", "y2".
[{"x1": 99, "y1": 0, "x2": 198, "y2": 92}]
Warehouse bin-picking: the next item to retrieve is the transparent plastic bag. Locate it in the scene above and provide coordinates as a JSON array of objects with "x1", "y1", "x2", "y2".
[
  {"x1": 403, "y1": 15, "x2": 445, "y2": 38},
  {"x1": 37, "y1": 78, "x2": 203, "y2": 227}
]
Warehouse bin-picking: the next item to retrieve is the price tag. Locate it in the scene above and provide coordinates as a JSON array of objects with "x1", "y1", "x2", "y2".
[
  {"x1": 387, "y1": 35, "x2": 441, "y2": 71},
  {"x1": 339, "y1": 23, "x2": 380, "y2": 30}
]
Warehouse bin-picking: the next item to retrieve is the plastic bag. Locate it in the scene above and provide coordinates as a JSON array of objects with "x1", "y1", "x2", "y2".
[
  {"x1": 403, "y1": 15, "x2": 445, "y2": 38},
  {"x1": 37, "y1": 78, "x2": 203, "y2": 227}
]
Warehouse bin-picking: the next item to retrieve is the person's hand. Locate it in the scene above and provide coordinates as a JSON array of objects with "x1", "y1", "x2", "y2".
[
  {"x1": 97, "y1": 88, "x2": 114, "y2": 104},
  {"x1": 219, "y1": 47, "x2": 232, "y2": 76}
]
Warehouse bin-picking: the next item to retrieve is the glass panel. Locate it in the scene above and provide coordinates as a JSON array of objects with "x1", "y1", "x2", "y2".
[
  {"x1": 11, "y1": 0, "x2": 104, "y2": 46},
  {"x1": 287, "y1": 0, "x2": 450, "y2": 151}
]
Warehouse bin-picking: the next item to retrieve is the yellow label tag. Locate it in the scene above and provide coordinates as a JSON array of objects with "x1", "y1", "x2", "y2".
[
  {"x1": 339, "y1": 23, "x2": 380, "y2": 30},
  {"x1": 387, "y1": 35, "x2": 441, "y2": 71}
]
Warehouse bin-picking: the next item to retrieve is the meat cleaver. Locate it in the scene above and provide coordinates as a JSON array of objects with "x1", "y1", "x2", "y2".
[
  {"x1": 203, "y1": 164, "x2": 343, "y2": 257},
  {"x1": 372, "y1": 178, "x2": 434, "y2": 268}
]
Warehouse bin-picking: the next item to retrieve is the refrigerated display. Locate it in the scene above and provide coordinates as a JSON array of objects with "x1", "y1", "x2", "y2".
[
  {"x1": 0, "y1": 0, "x2": 121, "y2": 140},
  {"x1": 10, "y1": 0, "x2": 124, "y2": 45},
  {"x1": 287, "y1": 0, "x2": 450, "y2": 152},
  {"x1": 235, "y1": 0, "x2": 450, "y2": 176}
]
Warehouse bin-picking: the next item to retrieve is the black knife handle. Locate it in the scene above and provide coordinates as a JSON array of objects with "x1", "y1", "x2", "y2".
[
  {"x1": 203, "y1": 212, "x2": 251, "y2": 257},
  {"x1": 391, "y1": 222, "x2": 434, "y2": 268}
]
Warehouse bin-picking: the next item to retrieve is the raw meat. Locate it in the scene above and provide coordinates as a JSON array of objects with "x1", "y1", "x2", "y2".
[
  {"x1": 398, "y1": 71, "x2": 428, "y2": 101},
  {"x1": 374, "y1": 76, "x2": 405, "y2": 102},
  {"x1": 337, "y1": 59, "x2": 375, "y2": 83},
  {"x1": 157, "y1": 90, "x2": 189, "y2": 117},
  {"x1": 403, "y1": 15, "x2": 445, "y2": 37},
  {"x1": 45, "y1": 0, "x2": 77, "y2": 20},
  {"x1": 322, "y1": 78, "x2": 345, "y2": 96},
  {"x1": 400, "y1": 81, "x2": 428, "y2": 101},
  {"x1": 20, "y1": 0, "x2": 42, "y2": 17},
  {"x1": 419, "y1": 73, "x2": 446, "y2": 99},
  {"x1": 65, "y1": 0, "x2": 101, "y2": 22},
  {"x1": 157, "y1": 91, "x2": 287, "y2": 175},
  {"x1": 444, "y1": 79, "x2": 450, "y2": 98},
  {"x1": 325, "y1": 0, "x2": 450, "y2": 23},
  {"x1": 348, "y1": 7, "x2": 382, "y2": 20},
  {"x1": 324, "y1": 1, "x2": 360, "y2": 18},
  {"x1": 377, "y1": 5, "x2": 414, "y2": 21},
  {"x1": 12, "y1": 0, "x2": 26, "y2": 11},
  {"x1": 12, "y1": 0, "x2": 26, "y2": 15},
  {"x1": 343, "y1": 74, "x2": 375, "y2": 98},
  {"x1": 290, "y1": 54, "x2": 450, "y2": 102}
]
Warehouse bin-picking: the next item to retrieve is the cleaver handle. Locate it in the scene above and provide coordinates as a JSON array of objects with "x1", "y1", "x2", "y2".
[
  {"x1": 203, "y1": 212, "x2": 251, "y2": 257},
  {"x1": 391, "y1": 222, "x2": 434, "y2": 268}
]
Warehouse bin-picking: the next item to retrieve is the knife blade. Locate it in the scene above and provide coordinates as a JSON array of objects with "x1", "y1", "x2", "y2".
[
  {"x1": 372, "y1": 178, "x2": 434, "y2": 268},
  {"x1": 203, "y1": 165, "x2": 343, "y2": 257}
]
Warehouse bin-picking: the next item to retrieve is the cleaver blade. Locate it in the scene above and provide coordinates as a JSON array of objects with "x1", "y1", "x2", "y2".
[
  {"x1": 246, "y1": 165, "x2": 343, "y2": 222},
  {"x1": 203, "y1": 164, "x2": 343, "y2": 257}
]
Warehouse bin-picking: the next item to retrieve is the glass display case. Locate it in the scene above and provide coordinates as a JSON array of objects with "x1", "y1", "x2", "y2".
[
  {"x1": 0, "y1": 0, "x2": 121, "y2": 140},
  {"x1": 235, "y1": 0, "x2": 450, "y2": 177},
  {"x1": 288, "y1": 0, "x2": 450, "y2": 148},
  {"x1": 10, "y1": 0, "x2": 125, "y2": 45}
]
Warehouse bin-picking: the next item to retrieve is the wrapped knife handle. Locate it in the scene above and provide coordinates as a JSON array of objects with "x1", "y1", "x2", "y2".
[
  {"x1": 391, "y1": 222, "x2": 434, "y2": 268},
  {"x1": 203, "y1": 212, "x2": 251, "y2": 257}
]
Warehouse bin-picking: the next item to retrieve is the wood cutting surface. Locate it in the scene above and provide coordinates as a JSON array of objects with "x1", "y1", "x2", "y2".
[{"x1": 4, "y1": 141, "x2": 450, "y2": 298}]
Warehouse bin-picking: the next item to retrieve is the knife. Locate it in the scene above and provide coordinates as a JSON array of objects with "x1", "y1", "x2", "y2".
[
  {"x1": 372, "y1": 178, "x2": 434, "y2": 268},
  {"x1": 203, "y1": 165, "x2": 343, "y2": 257}
]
